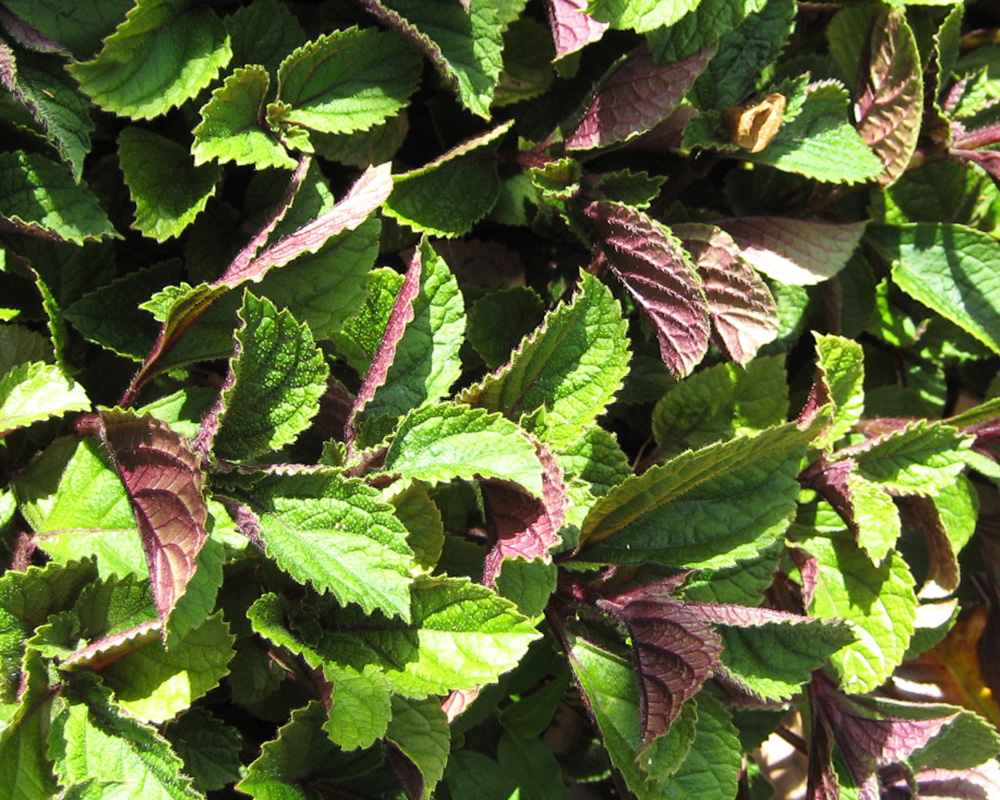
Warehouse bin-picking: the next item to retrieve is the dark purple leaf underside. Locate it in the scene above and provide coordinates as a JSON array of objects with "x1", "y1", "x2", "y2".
[
  {"x1": 545, "y1": 0, "x2": 608, "y2": 60},
  {"x1": 673, "y1": 223, "x2": 778, "y2": 365},
  {"x1": 854, "y1": 9, "x2": 922, "y2": 187},
  {"x1": 345, "y1": 245, "x2": 422, "y2": 443},
  {"x1": 481, "y1": 439, "x2": 568, "y2": 587},
  {"x1": 566, "y1": 44, "x2": 715, "y2": 150},
  {"x1": 585, "y1": 201, "x2": 710, "y2": 378},
  {"x1": 903, "y1": 764, "x2": 1000, "y2": 800},
  {"x1": 600, "y1": 582, "x2": 722, "y2": 747},
  {"x1": 799, "y1": 454, "x2": 865, "y2": 539},
  {"x1": 97, "y1": 409, "x2": 209, "y2": 625}
]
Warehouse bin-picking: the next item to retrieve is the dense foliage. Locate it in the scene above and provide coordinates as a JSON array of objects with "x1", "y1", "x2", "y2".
[{"x1": 2, "y1": 0, "x2": 1000, "y2": 797}]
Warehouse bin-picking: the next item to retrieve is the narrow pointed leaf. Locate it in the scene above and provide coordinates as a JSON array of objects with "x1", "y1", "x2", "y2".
[
  {"x1": 566, "y1": 44, "x2": 714, "y2": 150},
  {"x1": 719, "y1": 217, "x2": 866, "y2": 286},
  {"x1": 0, "y1": 361, "x2": 89, "y2": 439},
  {"x1": 92, "y1": 409, "x2": 209, "y2": 625},
  {"x1": 585, "y1": 201, "x2": 709, "y2": 377},
  {"x1": 546, "y1": 0, "x2": 608, "y2": 59},
  {"x1": 672, "y1": 223, "x2": 778, "y2": 364},
  {"x1": 273, "y1": 27, "x2": 421, "y2": 135},
  {"x1": 68, "y1": 0, "x2": 231, "y2": 120},
  {"x1": 854, "y1": 9, "x2": 923, "y2": 186},
  {"x1": 460, "y1": 271, "x2": 630, "y2": 448},
  {"x1": 581, "y1": 421, "x2": 815, "y2": 568},
  {"x1": 218, "y1": 470, "x2": 414, "y2": 619}
]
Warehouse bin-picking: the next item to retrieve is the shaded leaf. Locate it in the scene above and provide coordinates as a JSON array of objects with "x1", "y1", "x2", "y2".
[
  {"x1": 163, "y1": 708, "x2": 243, "y2": 793},
  {"x1": 386, "y1": 696, "x2": 451, "y2": 800}
]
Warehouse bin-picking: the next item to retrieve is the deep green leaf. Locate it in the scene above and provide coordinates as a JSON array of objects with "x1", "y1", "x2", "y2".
[
  {"x1": 467, "y1": 287, "x2": 546, "y2": 370},
  {"x1": 646, "y1": 0, "x2": 769, "y2": 63},
  {"x1": 226, "y1": 0, "x2": 305, "y2": 75},
  {"x1": 332, "y1": 267, "x2": 405, "y2": 376},
  {"x1": 498, "y1": 729, "x2": 571, "y2": 800},
  {"x1": 163, "y1": 708, "x2": 243, "y2": 793},
  {"x1": 2, "y1": 0, "x2": 132, "y2": 59}
]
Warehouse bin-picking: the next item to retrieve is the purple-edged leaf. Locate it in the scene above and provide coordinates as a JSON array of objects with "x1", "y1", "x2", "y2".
[
  {"x1": 719, "y1": 217, "x2": 866, "y2": 286},
  {"x1": 90, "y1": 409, "x2": 208, "y2": 625},
  {"x1": 599, "y1": 582, "x2": 722, "y2": 747},
  {"x1": 566, "y1": 44, "x2": 714, "y2": 150},
  {"x1": 221, "y1": 162, "x2": 393, "y2": 285},
  {"x1": 854, "y1": 9, "x2": 923, "y2": 187},
  {"x1": 673, "y1": 223, "x2": 778, "y2": 365},
  {"x1": 481, "y1": 439, "x2": 568, "y2": 587},
  {"x1": 345, "y1": 246, "x2": 421, "y2": 444},
  {"x1": 585, "y1": 201, "x2": 709, "y2": 378},
  {"x1": 545, "y1": 0, "x2": 608, "y2": 60}
]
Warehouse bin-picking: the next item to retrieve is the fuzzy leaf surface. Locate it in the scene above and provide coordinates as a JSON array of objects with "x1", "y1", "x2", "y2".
[
  {"x1": 0, "y1": 362, "x2": 89, "y2": 439},
  {"x1": 219, "y1": 470, "x2": 414, "y2": 619},
  {"x1": 867, "y1": 223, "x2": 1000, "y2": 356},
  {"x1": 585, "y1": 202, "x2": 709, "y2": 378},
  {"x1": 566, "y1": 44, "x2": 714, "y2": 150},
  {"x1": 581, "y1": 422, "x2": 814, "y2": 568},
  {"x1": 118, "y1": 126, "x2": 219, "y2": 242},
  {"x1": 0, "y1": 151, "x2": 116, "y2": 243},
  {"x1": 384, "y1": 402, "x2": 545, "y2": 496},
  {"x1": 192, "y1": 66, "x2": 296, "y2": 170},
  {"x1": 460, "y1": 271, "x2": 629, "y2": 448},
  {"x1": 68, "y1": 0, "x2": 232, "y2": 120},
  {"x1": 272, "y1": 27, "x2": 421, "y2": 135}
]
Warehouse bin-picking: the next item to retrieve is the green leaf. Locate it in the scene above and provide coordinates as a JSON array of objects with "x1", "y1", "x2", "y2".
[
  {"x1": 651, "y1": 356, "x2": 788, "y2": 456},
  {"x1": 384, "y1": 402, "x2": 545, "y2": 496},
  {"x1": 50, "y1": 674, "x2": 202, "y2": 799},
  {"x1": 876, "y1": 161, "x2": 1000, "y2": 228},
  {"x1": 383, "y1": 122, "x2": 512, "y2": 237},
  {"x1": 0, "y1": 324, "x2": 52, "y2": 375},
  {"x1": 498, "y1": 730, "x2": 571, "y2": 800},
  {"x1": 163, "y1": 708, "x2": 243, "y2": 793},
  {"x1": 717, "y1": 618, "x2": 854, "y2": 700},
  {"x1": 2, "y1": 0, "x2": 133, "y2": 60},
  {"x1": 332, "y1": 267, "x2": 405, "y2": 376},
  {"x1": 810, "y1": 333, "x2": 865, "y2": 448},
  {"x1": 800, "y1": 524, "x2": 917, "y2": 694},
  {"x1": 324, "y1": 663, "x2": 394, "y2": 750},
  {"x1": 867, "y1": 223, "x2": 1000, "y2": 356},
  {"x1": 193, "y1": 66, "x2": 296, "y2": 170},
  {"x1": 211, "y1": 292, "x2": 329, "y2": 462},
  {"x1": 386, "y1": 696, "x2": 450, "y2": 800},
  {"x1": 0, "y1": 558, "x2": 97, "y2": 702},
  {"x1": 366, "y1": 0, "x2": 505, "y2": 118},
  {"x1": 384, "y1": 480, "x2": 445, "y2": 573},
  {"x1": 580, "y1": 422, "x2": 816, "y2": 568},
  {"x1": 467, "y1": 287, "x2": 546, "y2": 370},
  {"x1": 3, "y1": 48, "x2": 95, "y2": 181},
  {"x1": 854, "y1": 420, "x2": 973, "y2": 496},
  {"x1": 69, "y1": 0, "x2": 233, "y2": 120},
  {"x1": 557, "y1": 427, "x2": 632, "y2": 499},
  {"x1": 99, "y1": 612, "x2": 234, "y2": 723},
  {"x1": 219, "y1": 470, "x2": 414, "y2": 620},
  {"x1": 646, "y1": 0, "x2": 770, "y2": 63},
  {"x1": 587, "y1": 0, "x2": 700, "y2": 33},
  {"x1": 359, "y1": 240, "x2": 465, "y2": 436},
  {"x1": 495, "y1": 557, "x2": 558, "y2": 618},
  {"x1": 118, "y1": 126, "x2": 219, "y2": 242},
  {"x1": 460, "y1": 272, "x2": 630, "y2": 449},
  {"x1": 248, "y1": 576, "x2": 539, "y2": 698},
  {"x1": 0, "y1": 151, "x2": 117, "y2": 244},
  {"x1": 445, "y1": 751, "x2": 519, "y2": 800},
  {"x1": 226, "y1": 0, "x2": 305, "y2": 75},
  {"x1": 0, "y1": 361, "x2": 89, "y2": 439},
  {"x1": 0, "y1": 651, "x2": 59, "y2": 800},
  {"x1": 689, "y1": 0, "x2": 795, "y2": 110},
  {"x1": 272, "y1": 27, "x2": 421, "y2": 135}
]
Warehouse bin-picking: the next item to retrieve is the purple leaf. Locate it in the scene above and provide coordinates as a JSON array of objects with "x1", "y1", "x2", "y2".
[
  {"x1": 672, "y1": 223, "x2": 778, "y2": 365},
  {"x1": 854, "y1": 9, "x2": 923, "y2": 187},
  {"x1": 789, "y1": 546, "x2": 820, "y2": 608},
  {"x1": 345, "y1": 246, "x2": 422, "y2": 444},
  {"x1": 718, "y1": 217, "x2": 866, "y2": 286},
  {"x1": 566, "y1": 44, "x2": 715, "y2": 151},
  {"x1": 887, "y1": 763, "x2": 1000, "y2": 800},
  {"x1": 545, "y1": 0, "x2": 608, "y2": 60},
  {"x1": 481, "y1": 439, "x2": 568, "y2": 587},
  {"x1": 222, "y1": 162, "x2": 393, "y2": 285},
  {"x1": 600, "y1": 581, "x2": 722, "y2": 747},
  {"x1": 686, "y1": 603, "x2": 819, "y2": 628},
  {"x1": 93, "y1": 409, "x2": 209, "y2": 626},
  {"x1": 951, "y1": 147, "x2": 1000, "y2": 187},
  {"x1": 585, "y1": 201, "x2": 710, "y2": 378}
]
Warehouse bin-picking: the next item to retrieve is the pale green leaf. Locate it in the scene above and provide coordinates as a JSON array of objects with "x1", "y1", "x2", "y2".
[
  {"x1": 0, "y1": 151, "x2": 117, "y2": 244},
  {"x1": 383, "y1": 480, "x2": 445, "y2": 573},
  {"x1": 588, "y1": 0, "x2": 701, "y2": 33},
  {"x1": 868, "y1": 223, "x2": 1000, "y2": 356},
  {"x1": 802, "y1": 525, "x2": 917, "y2": 694},
  {"x1": 386, "y1": 696, "x2": 451, "y2": 800},
  {"x1": 69, "y1": 0, "x2": 233, "y2": 120},
  {"x1": 0, "y1": 361, "x2": 89, "y2": 439},
  {"x1": 212, "y1": 292, "x2": 329, "y2": 461},
  {"x1": 192, "y1": 66, "x2": 296, "y2": 170},
  {"x1": 812, "y1": 333, "x2": 865, "y2": 448},
  {"x1": 219, "y1": 470, "x2": 414, "y2": 620},
  {"x1": 273, "y1": 27, "x2": 421, "y2": 135},
  {"x1": 557, "y1": 427, "x2": 632, "y2": 499},
  {"x1": 332, "y1": 267, "x2": 405, "y2": 376},
  {"x1": 324, "y1": 663, "x2": 393, "y2": 750},
  {"x1": 0, "y1": 652, "x2": 58, "y2": 800},
  {"x1": 384, "y1": 402, "x2": 545, "y2": 496},
  {"x1": 495, "y1": 558, "x2": 558, "y2": 618},
  {"x1": 845, "y1": 469, "x2": 901, "y2": 564},
  {"x1": 581, "y1": 422, "x2": 815, "y2": 568},
  {"x1": 854, "y1": 420, "x2": 973, "y2": 496},
  {"x1": 460, "y1": 272, "x2": 630, "y2": 449},
  {"x1": 118, "y1": 126, "x2": 219, "y2": 242}
]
